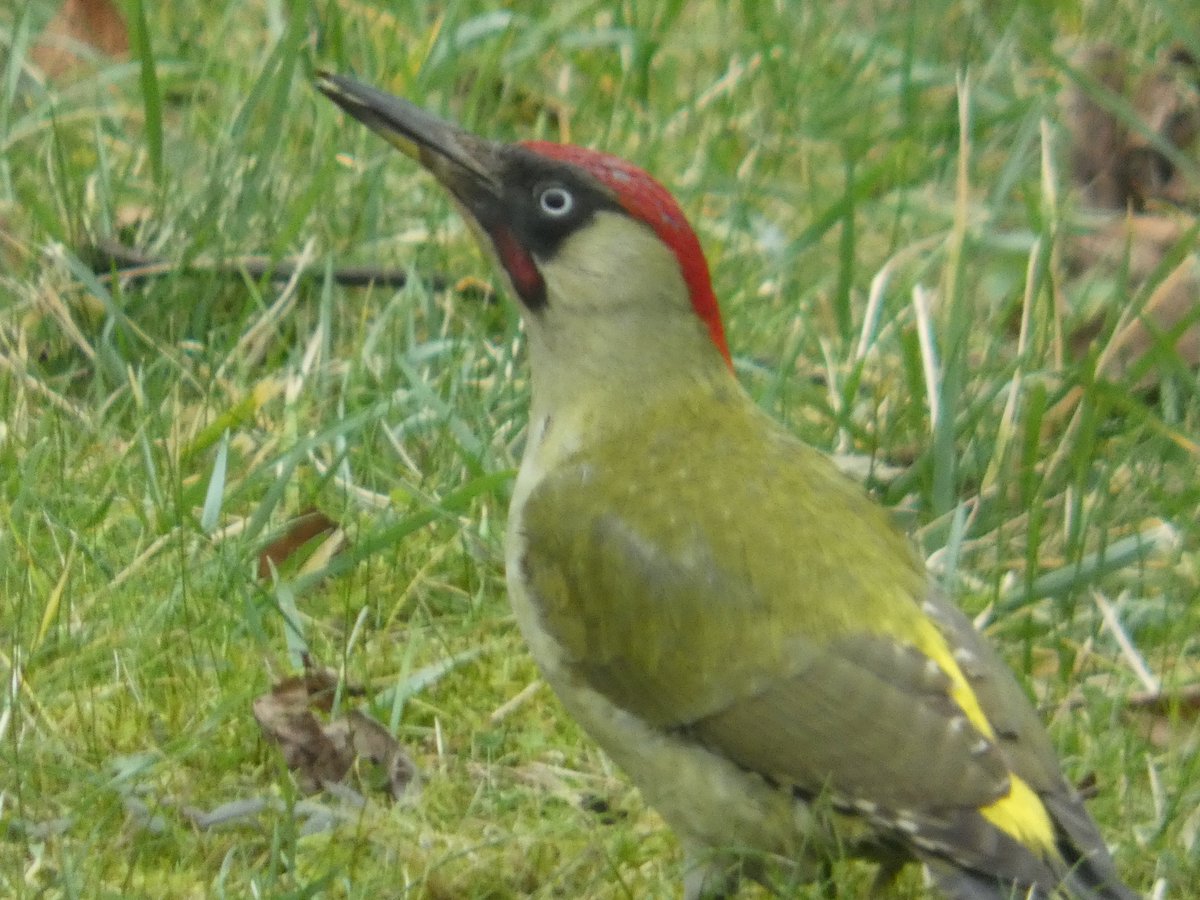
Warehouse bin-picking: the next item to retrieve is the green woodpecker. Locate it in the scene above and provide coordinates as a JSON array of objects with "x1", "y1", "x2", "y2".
[{"x1": 316, "y1": 73, "x2": 1138, "y2": 900}]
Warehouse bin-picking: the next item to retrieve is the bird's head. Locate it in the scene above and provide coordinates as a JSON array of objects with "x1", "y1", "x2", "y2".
[{"x1": 317, "y1": 73, "x2": 733, "y2": 399}]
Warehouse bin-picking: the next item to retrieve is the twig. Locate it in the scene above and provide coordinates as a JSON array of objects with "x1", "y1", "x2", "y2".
[
  {"x1": 1126, "y1": 683, "x2": 1200, "y2": 711},
  {"x1": 85, "y1": 236, "x2": 494, "y2": 299}
]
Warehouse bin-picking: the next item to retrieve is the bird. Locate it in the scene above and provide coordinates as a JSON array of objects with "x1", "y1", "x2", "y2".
[{"x1": 316, "y1": 71, "x2": 1139, "y2": 900}]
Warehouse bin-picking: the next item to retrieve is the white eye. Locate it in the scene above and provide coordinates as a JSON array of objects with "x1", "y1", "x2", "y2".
[{"x1": 538, "y1": 185, "x2": 574, "y2": 217}]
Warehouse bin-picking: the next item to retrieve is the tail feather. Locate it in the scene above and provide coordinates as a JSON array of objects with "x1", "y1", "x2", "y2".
[
  {"x1": 924, "y1": 859, "x2": 1040, "y2": 899},
  {"x1": 922, "y1": 849, "x2": 1142, "y2": 900},
  {"x1": 1043, "y1": 792, "x2": 1141, "y2": 900}
]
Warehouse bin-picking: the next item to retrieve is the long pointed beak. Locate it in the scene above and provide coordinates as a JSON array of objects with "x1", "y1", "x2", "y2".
[
  {"x1": 315, "y1": 71, "x2": 502, "y2": 200},
  {"x1": 316, "y1": 72, "x2": 553, "y2": 310}
]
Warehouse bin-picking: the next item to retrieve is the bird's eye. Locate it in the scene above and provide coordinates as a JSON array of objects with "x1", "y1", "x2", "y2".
[{"x1": 537, "y1": 185, "x2": 574, "y2": 218}]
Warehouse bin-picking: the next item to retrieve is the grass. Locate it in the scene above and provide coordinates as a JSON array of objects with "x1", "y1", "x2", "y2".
[{"x1": 2, "y1": 0, "x2": 1198, "y2": 896}]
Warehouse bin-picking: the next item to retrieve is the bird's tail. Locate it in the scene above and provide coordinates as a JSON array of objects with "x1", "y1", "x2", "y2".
[{"x1": 924, "y1": 857, "x2": 1142, "y2": 900}]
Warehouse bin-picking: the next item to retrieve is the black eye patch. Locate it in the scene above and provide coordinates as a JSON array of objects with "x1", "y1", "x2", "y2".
[{"x1": 495, "y1": 154, "x2": 620, "y2": 259}]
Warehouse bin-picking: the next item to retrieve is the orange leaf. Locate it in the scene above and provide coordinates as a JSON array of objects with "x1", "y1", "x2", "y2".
[{"x1": 32, "y1": 0, "x2": 130, "y2": 80}]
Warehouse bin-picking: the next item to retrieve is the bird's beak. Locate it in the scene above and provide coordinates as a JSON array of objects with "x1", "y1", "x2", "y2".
[
  {"x1": 316, "y1": 71, "x2": 552, "y2": 310},
  {"x1": 315, "y1": 71, "x2": 503, "y2": 204}
]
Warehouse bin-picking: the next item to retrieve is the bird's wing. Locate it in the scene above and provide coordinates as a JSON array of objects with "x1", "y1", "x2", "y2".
[
  {"x1": 916, "y1": 588, "x2": 1138, "y2": 900},
  {"x1": 524, "y1": 498, "x2": 1045, "y2": 880},
  {"x1": 518, "y1": 437, "x2": 1131, "y2": 896},
  {"x1": 523, "y1": 498, "x2": 1004, "y2": 793}
]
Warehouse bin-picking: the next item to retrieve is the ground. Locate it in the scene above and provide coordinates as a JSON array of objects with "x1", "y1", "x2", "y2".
[{"x1": 1, "y1": 1, "x2": 1198, "y2": 897}]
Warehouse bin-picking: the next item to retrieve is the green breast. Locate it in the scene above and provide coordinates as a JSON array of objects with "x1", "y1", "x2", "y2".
[{"x1": 518, "y1": 380, "x2": 930, "y2": 726}]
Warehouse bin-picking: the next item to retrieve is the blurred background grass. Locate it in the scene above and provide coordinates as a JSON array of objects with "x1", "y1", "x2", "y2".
[{"x1": 1, "y1": 0, "x2": 1198, "y2": 896}]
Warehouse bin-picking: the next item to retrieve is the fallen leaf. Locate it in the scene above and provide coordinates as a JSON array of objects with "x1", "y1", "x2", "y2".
[
  {"x1": 1128, "y1": 45, "x2": 1200, "y2": 209},
  {"x1": 1062, "y1": 43, "x2": 1199, "y2": 212},
  {"x1": 252, "y1": 661, "x2": 417, "y2": 800},
  {"x1": 1058, "y1": 43, "x2": 1200, "y2": 401},
  {"x1": 1063, "y1": 42, "x2": 1132, "y2": 211},
  {"x1": 336, "y1": 711, "x2": 419, "y2": 800},
  {"x1": 32, "y1": 0, "x2": 130, "y2": 80},
  {"x1": 1065, "y1": 213, "x2": 1193, "y2": 282},
  {"x1": 252, "y1": 672, "x2": 352, "y2": 792},
  {"x1": 257, "y1": 508, "x2": 340, "y2": 580},
  {"x1": 1096, "y1": 255, "x2": 1200, "y2": 387}
]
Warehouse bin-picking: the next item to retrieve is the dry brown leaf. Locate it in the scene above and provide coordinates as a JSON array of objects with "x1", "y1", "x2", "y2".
[
  {"x1": 1063, "y1": 42, "x2": 1131, "y2": 211},
  {"x1": 32, "y1": 0, "x2": 130, "y2": 80},
  {"x1": 1057, "y1": 43, "x2": 1200, "y2": 406},
  {"x1": 252, "y1": 663, "x2": 416, "y2": 799},
  {"x1": 252, "y1": 677, "x2": 352, "y2": 792},
  {"x1": 1063, "y1": 215, "x2": 1199, "y2": 401},
  {"x1": 257, "y1": 508, "x2": 340, "y2": 580},
  {"x1": 1128, "y1": 46, "x2": 1200, "y2": 208},
  {"x1": 1097, "y1": 255, "x2": 1200, "y2": 386},
  {"x1": 338, "y1": 710, "x2": 419, "y2": 800},
  {"x1": 1065, "y1": 214, "x2": 1192, "y2": 281},
  {"x1": 1063, "y1": 43, "x2": 1199, "y2": 212}
]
